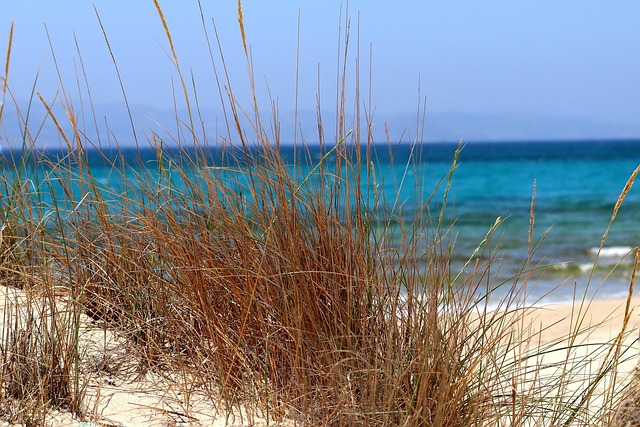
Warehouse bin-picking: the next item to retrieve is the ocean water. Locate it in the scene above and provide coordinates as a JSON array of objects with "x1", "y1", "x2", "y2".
[
  {"x1": 420, "y1": 140, "x2": 640, "y2": 303},
  {"x1": 326, "y1": 139, "x2": 640, "y2": 304},
  {"x1": 438, "y1": 141, "x2": 640, "y2": 303},
  {"x1": 3, "y1": 139, "x2": 640, "y2": 304}
]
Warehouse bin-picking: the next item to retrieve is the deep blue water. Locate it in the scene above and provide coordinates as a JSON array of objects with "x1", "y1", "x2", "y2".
[{"x1": 3, "y1": 139, "x2": 640, "y2": 303}]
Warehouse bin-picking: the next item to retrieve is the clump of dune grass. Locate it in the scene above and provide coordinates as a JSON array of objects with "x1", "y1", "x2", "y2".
[
  {"x1": 0, "y1": 166, "x2": 85, "y2": 424},
  {"x1": 0, "y1": 2, "x2": 639, "y2": 426},
  {"x1": 0, "y1": 285, "x2": 85, "y2": 426}
]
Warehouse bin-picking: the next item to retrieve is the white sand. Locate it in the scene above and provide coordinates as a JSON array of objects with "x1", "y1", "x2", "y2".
[{"x1": 1, "y1": 285, "x2": 638, "y2": 426}]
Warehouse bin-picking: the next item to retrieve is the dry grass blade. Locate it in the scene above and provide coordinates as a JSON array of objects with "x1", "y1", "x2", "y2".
[
  {"x1": 93, "y1": 6, "x2": 138, "y2": 145},
  {"x1": 2, "y1": 21, "x2": 12, "y2": 91},
  {"x1": 1, "y1": 21, "x2": 14, "y2": 121},
  {"x1": 599, "y1": 164, "x2": 640, "y2": 252},
  {"x1": 153, "y1": 0, "x2": 178, "y2": 67},
  {"x1": 237, "y1": 0, "x2": 248, "y2": 58},
  {"x1": 37, "y1": 92, "x2": 71, "y2": 150},
  {"x1": 528, "y1": 179, "x2": 536, "y2": 252}
]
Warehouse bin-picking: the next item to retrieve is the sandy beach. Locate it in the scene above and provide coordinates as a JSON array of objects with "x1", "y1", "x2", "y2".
[
  {"x1": 524, "y1": 297, "x2": 640, "y2": 347},
  {"x1": 1, "y1": 284, "x2": 638, "y2": 427},
  {"x1": 485, "y1": 296, "x2": 640, "y2": 426}
]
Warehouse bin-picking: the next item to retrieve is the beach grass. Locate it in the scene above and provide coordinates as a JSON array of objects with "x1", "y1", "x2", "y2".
[{"x1": 0, "y1": 3, "x2": 639, "y2": 426}]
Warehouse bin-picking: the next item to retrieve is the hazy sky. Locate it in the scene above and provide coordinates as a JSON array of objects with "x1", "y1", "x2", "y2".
[{"x1": 1, "y1": 1, "x2": 639, "y2": 142}]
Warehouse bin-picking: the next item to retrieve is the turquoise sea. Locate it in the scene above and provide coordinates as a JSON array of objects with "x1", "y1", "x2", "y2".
[
  {"x1": 352, "y1": 139, "x2": 640, "y2": 304},
  {"x1": 428, "y1": 140, "x2": 640, "y2": 303},
  {"x1": 2, "y1": 139, "x2": 640, "y2": 304}
]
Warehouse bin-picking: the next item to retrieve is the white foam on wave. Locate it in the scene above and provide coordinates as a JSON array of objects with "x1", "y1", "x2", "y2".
[
  {"x1": 589, "y1": 246, "x2": 633, "y2": 258},
  {"x1": 579, "y1": 263, "x2": 594, "y2": 272}
]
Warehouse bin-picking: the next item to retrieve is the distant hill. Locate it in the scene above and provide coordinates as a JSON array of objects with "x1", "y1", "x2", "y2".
[{"x1": 2, "y1": 102, "x2": 639, "y2": 149}]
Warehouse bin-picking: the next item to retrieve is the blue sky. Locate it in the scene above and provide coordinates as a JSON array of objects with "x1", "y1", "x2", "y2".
[{"x1": 1, "y1": 1, "x2": 639, "y2": 144}]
